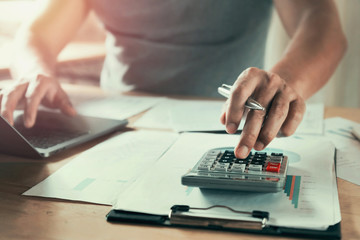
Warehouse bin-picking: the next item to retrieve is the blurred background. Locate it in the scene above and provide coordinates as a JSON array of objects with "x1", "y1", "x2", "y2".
[{"x1": 0, "y1": 0, "x2": 359, "y2": 107}]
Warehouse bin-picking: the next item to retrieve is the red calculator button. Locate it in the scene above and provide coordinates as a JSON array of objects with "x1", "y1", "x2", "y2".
[
  {"x1": 266, "y1": 164, "x2": 280, "y2": 173},
  {"x1": 267, "y1": 162, "x2": 280, "y2": 167}
]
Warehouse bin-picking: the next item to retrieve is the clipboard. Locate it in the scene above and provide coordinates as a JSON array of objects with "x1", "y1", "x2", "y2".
[
  {"x1": 106, "y1": 136, "x2": 341, "y2": 239},
  {"x1": 106, "y1": 204, "x2": 341, "y2": 239}
]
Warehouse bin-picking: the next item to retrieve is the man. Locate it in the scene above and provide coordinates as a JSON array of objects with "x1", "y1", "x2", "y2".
[{"x1": 0, "y1": 0, "x2": 347, "y2": 158}]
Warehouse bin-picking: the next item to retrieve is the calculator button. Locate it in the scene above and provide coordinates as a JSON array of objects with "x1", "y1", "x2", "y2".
[
  {"x1": 266, "y1": 164, "x2": 281, "y2": 173},
  {"x1": 269, "y1": 156, "x2": 283, "y2": 163},
  {"x1": 214, "y1": 166, "x2": 227, "y2": 172},
  {"x1": 221, "y1": 156, "x2": 232, "y2": 161},
  {"x1": 198, "y1": 164, "x2": 211, "y2": 171},
  {"x1": 214, "y1": 163, "x2": 230, "y2": 172},
  {"x1": 248, "y1": 164, "x2": 262, "y2": 171},
  {"x1": 271, "y1": 152, "x2": 283, "y2": 157},
  {"x1": 251, "y1": 161, "x2": 264, "y2": 165},
  {"x1": 230, "y1": 163, "x2": 246, "y2": 172},
  {"x1": 252, "y1": 157, "x2": 266, "y2": 163},
  {"x1": 224, "y1": 150, "x2": 235, "y2": 155},
  {"x1": 254, "y1": 152, "x2": 267, "y2": 157},
  {"x1": 206, "y1": 150, "x2": 221, "y2": 157},
  {"x1": 267, "y1": 162, "x2": 281, "y2": 167},
  {"x1": 218, "y1": 158, "x2": 233, "y2": 163},
  {"x1": 234, "y1": 159, "x2": 248, "y2": 164},
  {"x1": 201, "y1": 159, "x2": 214, "y2": 165}
]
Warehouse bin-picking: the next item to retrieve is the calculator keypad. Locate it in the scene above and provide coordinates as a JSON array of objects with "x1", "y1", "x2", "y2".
[{"x1": 197, "y1": 150, "x2": 284, "y2": 174}]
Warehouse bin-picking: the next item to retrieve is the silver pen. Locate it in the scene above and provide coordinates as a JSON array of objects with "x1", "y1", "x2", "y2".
[{"x1": 218, "y1": 84, "x2": 266, "y2": 111}]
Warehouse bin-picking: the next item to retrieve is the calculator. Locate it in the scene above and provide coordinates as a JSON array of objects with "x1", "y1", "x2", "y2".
[{"x1": 181, "y1": 147, "x2": 288, "y2": 192}]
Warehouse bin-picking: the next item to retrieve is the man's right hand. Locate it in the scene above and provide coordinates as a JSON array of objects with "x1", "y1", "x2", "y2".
[{"x1": 0, "y1": 74, "x2": 76, "y2": 128}]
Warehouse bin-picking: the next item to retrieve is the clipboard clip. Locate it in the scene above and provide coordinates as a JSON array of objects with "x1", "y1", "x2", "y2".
[{"x1": 169, "y1": 205, "x2": 269, "y2": 230}]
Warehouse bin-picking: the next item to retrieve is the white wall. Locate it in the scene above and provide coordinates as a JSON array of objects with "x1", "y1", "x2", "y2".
[{"x1": 265, "y1": 0, "x2": 360, "y2": 108}]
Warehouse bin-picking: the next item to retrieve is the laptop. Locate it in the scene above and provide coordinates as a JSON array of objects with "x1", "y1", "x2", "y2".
[{"x1": 0, "y1": 110, "x2": 128, "y2": 158}]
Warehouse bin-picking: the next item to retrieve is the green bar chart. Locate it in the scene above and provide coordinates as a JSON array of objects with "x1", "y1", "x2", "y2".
[{"x1": 284, "y1": 175, "x2": 301, "y2": 208}]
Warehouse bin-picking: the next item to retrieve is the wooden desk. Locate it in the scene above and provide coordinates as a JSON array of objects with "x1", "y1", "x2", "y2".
[{"x1": 0, "y1": 84, "x2": 359, "y2": 240}]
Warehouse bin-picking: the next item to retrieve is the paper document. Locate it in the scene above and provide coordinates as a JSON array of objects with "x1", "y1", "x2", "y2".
[
  {"x1": 134, "y1": 99, "x2": 323, "y2": 135},
  {"x1": 169, "y1": 99, "x2": 226, "y2": 132},
  {"x1": 133, "y1": 99, "x2": 173, "y2": 129},
  {"x1": 113, "y1": 133, "x2": 340, "y2": 230},
  {"x1": 71, "y1": 94, "x2": 163, "y2": 120},
  {"x1": 325, "y1": 117, "x2": 360, "y2": 185},
  {"x1": 134, "y1": 99, "x2": 227, "y2": 131},
  {"x1": 295, "y1": 103, "x2": 324, "y2": 135},
  {"x1": 23, "y1": 130, "x2": 179, "y2": 205},
  {"x1": 134, "y1": 98, "x2": 229, "y2": 131}
]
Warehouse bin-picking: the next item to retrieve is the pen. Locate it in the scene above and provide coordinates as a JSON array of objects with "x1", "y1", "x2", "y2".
[{"x1": 218, "y1": 84, "x2": 266, "y2": 111}]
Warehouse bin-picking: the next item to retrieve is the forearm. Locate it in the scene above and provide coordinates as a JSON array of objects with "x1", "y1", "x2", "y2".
[
  {"x1": 10, "y1": 28, "x2": 57, "y2": 81},
  {"x1": 271, "y1": 4, "x2": 347, "y2": 100},
  {"x1": 10, "y1": 0, "x2": 90, "y2": 81}
]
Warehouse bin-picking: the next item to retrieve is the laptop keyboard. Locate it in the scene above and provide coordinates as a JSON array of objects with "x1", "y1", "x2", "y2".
[{"x1": 16, "y1": 127, "x2": 87, "y2": 149}]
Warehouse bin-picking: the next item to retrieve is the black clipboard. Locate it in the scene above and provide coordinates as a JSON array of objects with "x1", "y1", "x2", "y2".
[
  {"x1": 107, "y1": 149, "x2": 341, "y2": 239},
  {"x1": 106, "y1": 204, "x2": 341, "y2": 239}
]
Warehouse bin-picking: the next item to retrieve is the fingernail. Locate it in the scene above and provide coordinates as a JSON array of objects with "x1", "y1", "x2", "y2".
[
  {"x1": 255, "y1": 141, "x2": 265, "y2": 150},
  {"x1": 236, "y1": 146, "x2": 249, "y2": 159},
  {"x1": 226, "y1": 123, "x2": 237, "y2": 134}
]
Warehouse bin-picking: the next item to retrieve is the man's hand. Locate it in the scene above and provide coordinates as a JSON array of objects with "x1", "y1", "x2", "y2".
[
  {"x1": 220, "y1": 67, "x2": 306, "y2": 159},
  {"x1": 0, "y1": 74, "x2": 76, "y2": 128}
]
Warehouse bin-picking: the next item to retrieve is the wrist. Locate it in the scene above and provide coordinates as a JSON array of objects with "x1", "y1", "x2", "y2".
[
  {"x1": 10, "y1": 61, "x2": 55, "y2": 82},
  {"x1": 270, "y1": 62, "x2": 312, "y2": 100}
]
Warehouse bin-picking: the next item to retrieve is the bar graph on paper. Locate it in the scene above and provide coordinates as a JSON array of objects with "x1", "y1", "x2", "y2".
[{"x1": 284, "y1": 175, "x2": 301, "y2": 208}]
